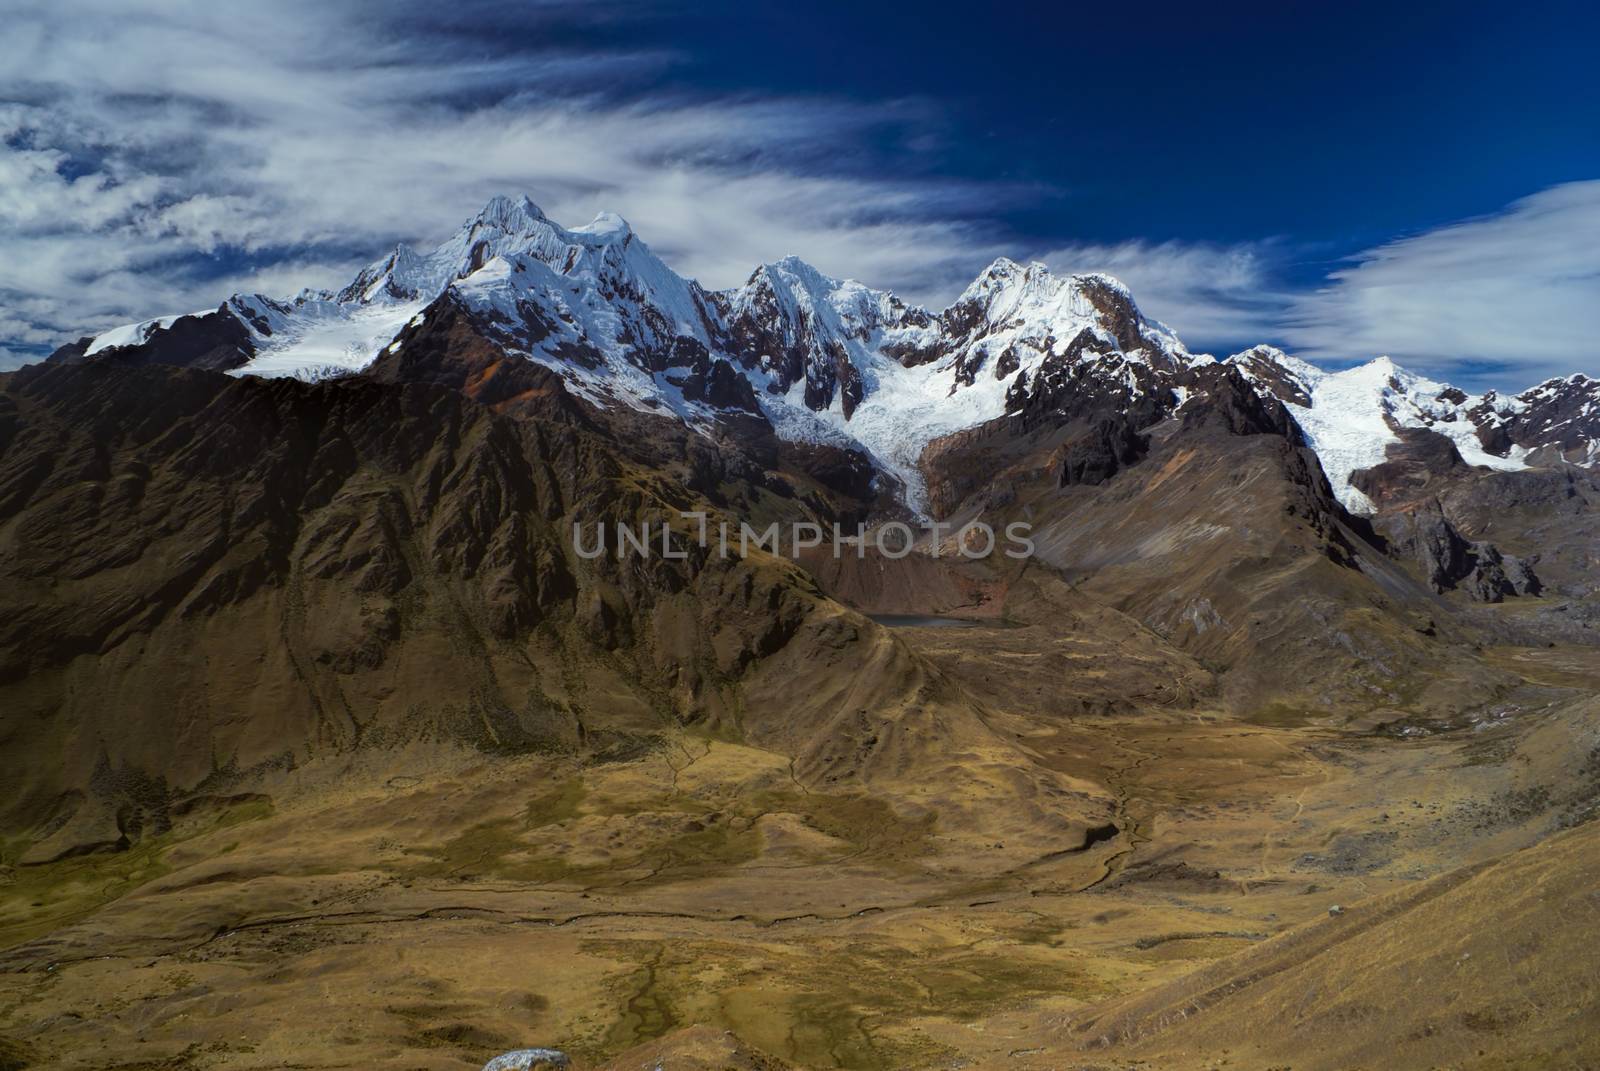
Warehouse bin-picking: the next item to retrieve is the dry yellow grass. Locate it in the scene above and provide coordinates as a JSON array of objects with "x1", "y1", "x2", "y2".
[{"x1": 6, "y1": 632, "x2": 1597, "y2": 1071}]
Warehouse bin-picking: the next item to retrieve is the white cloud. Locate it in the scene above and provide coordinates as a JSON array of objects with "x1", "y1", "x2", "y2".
[
  {"x1": 0, "y1": 349, "x2": 35, "y2": 373},
  {"x1": 1040, "y1": 184, "x2": 1600, "y2": 387},
  {"x1": 1, "y1": 0, "x2": 1593, "y2": 394},
  {"x1": 1037, "y1": 239, "x2": 1289, "y2": 352},
  {"x1": 0, "y1": 0, "x2": 1011, "y2": 363},
  {"x1": 1283, "y1": 181, "x2": 1600, "y2": 383}
]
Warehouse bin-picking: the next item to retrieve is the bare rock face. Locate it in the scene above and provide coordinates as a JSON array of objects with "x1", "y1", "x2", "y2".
[
  {"x1": 1348, "y1": 430, "x2": 1586, "y2": 602},
  {"x1": 1058, "y1": 414, "x2": 1148, "y2": 487},
  {"x1": 48, "y1": 307, "x2": 256, "y2": 372},
  {"x1": 0, "y1": 359, "x2": 935, "y2": 858},
  {"x1": 1228, "y1": 345, "x2": 1315, "y2": 407},
  {"x1": 1478, "y1": 373, "x2": 1600, "y2": 464},
  {"x1": 1379, "y1": 505, "x2": 1541, "y2": 602},
  {"x1": 715, "y1": 258, "x2": 898, "y2": 417},
  {"x1": 677, "y1": 356, "x2": 761, "y2": 412},
  {"x1": 1178, "y1": 364, "x2": 1304, "y2": 442},
  {"x1": 1349, "y1": 427, "x2": 1467, "y2": 503},
  {"x1": 1003, "y1": 327, "x2": 1176, "y2": 430},
  {"x1": 1429, "y1": 466, "x2": 1599, "y2": 599},
  {"x1": 1468, "y1": 543, "x2": 1542, "y2": 601}
]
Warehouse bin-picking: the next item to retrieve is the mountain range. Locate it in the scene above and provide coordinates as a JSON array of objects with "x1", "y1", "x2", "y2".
[
  {"x1": 50, "y1": 195, "x2": 1600, "y2": 516},
  {"x1": 6, "y1": 196, "x2": 1600, "y2": 1071},
  {"x1": 15, "y1": 192, "x2": 1600, "y2": 841}
]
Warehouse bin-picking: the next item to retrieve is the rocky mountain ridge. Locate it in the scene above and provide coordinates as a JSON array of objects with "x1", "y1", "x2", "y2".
[{"x1": 46, "y1": 197, "x2": 1599, "y2": 518}]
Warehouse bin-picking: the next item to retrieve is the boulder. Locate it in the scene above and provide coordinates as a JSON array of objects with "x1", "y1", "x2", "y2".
[{"x1": 483, "y1": 1049, "x2": 570, "y2": 1071}]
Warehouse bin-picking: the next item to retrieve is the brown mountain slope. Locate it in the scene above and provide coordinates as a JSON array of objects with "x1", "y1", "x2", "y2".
[
  {"x1": 0, "y1": 360, "x2": 1111, "y2": 869},
  {"x1": 367, "y1": 291, "x2": 892, "y2": 525},
  {"x1": 915, "y1": 367, "x2": 1518, "y2": 720},
  {"x1": 1060, "y1": 794, "x2": 1600, "y2": 1070},
  {"x1": 1351, "y1": 427, "x2": 1600, "y2": 647}
]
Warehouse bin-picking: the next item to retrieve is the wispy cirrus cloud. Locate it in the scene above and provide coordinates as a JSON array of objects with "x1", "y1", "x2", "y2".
[
  {"x1": 1040, "y1": 182, "x2": 1600, "y2": 387},
  {"x1": 0, "y1": 0, "x2": 1013, "y2": 366},
  {"x1": 1, "y1": 0, "x2": 1594, "y2": 392},
  {"x1": 1037, "y1": 238, "x2": 1291, "y2": 353},
  {"x1": 1282, "y1": 180, "x2": 1600, "y2": 385}
]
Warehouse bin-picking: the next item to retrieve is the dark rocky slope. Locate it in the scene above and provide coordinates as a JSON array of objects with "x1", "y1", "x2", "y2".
[
  {"x1": 2, "y1": 360, "x2": 1102, "y2": 864},
  {"x1": 909, "y1": 366, "x2": 1519, "y2": 718}
]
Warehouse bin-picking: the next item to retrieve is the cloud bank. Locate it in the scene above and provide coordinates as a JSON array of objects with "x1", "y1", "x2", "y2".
[{"x1": 1038, "y1": 183, "x2": 1600, "y2": 385}]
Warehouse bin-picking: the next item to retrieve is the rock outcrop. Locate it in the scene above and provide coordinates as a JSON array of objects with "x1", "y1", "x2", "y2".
[
  {"x1": 1377, "y1": 505, "x2": 1541, "y2": 602},
  {"x1": 483, "y1": 1049, "x2": 570, "y2": 1071}
]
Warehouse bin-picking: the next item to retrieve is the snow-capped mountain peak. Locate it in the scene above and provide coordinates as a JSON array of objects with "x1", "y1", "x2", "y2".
[
  {"x1": 954, "y1": 258, "x2": 1075, "y2": 316},
  {"x1": 471, "y1": 192, "x2": 549, "y2": 232},
  {"x1": 200, "y1": 196, "x2": 720, "y2": 381},
  {"x1": 1227, "y1": 344, "x2": 1324, "y2": 404},
  {"x1": 65, "y1": 196, "x2": 1599, "y2": 518},
  {"x1": 1230, "y1": 349, "x2": 1547, "y2": 511},
  {"x1": 570, "y1": 210, "x2": 633, "y2": 240}
]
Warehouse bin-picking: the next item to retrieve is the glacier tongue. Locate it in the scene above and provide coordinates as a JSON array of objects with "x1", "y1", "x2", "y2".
[
  {"x1": 228, "y1": 296, "x2": 430, "y2": 382},
  {"x1": 1230, "y1": 351, "x2": 1531, "y2": 512}
]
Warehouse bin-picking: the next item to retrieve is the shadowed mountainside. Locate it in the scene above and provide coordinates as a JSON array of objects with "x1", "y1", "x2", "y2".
[{"x1": 0, "y1": 360, "x2": 1111, "y2": 870}]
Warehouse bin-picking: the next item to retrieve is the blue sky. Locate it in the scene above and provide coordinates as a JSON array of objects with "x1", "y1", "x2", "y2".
[{"x1": 2, "y1": 0, "x2": 1597, "y2": 387}]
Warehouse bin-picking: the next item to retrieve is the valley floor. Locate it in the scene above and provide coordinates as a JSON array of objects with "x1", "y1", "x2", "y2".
[{"x1": 4, "y1": 630, "x2": 1599, "y2": 1071}]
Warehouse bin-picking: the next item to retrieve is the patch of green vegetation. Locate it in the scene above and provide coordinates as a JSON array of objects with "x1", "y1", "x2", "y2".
[
  {"x1": 784, "y1": 988, "x2": 909, "y2": 1071},
  {"x1": 1483, "y1": 646, "x2": 1600, "y2": 691},
  {"x1": 1242, "y1": 702, "x2": 1322, "y2": 727},
  {"x1": 162, "y1": 970, "x2": 199, "y2": 993},
  {"x1": 167, "y1": 797, "x2": 274, "y2": 838},
  {"x1": 1130, "y1": 931, "x2": 1262, "y2": 957},
  {"x1": 1501, "y1": 785, "x2": 1554, "y2": 822},
  {"x1": 653, "y1": 818, "x2": 759, "y2": 873},
  {"x1": 99, "y1": 1045, "x2": 206, "y2": 1071},
  {"x1": 404, "y1": 1022, "x2": 517, "y2": 1051},
  {"x1": 0, "y1": 1036, "x2": 33, "y2": 1071},
  {"x1": 407, "y1": 806, "x2": 763, "y2": 888},
  {"x1": 523, "y1": 778, "x2": 586, "y2": 828},
  {"x1": 601, "y1": 946, "x2": 677, "y2": 1051},
  {"x1": 766, "y1": 947, "x2": 1100, "y2": 1068},
  {"x1": 571, "y1": 936, "x2": 1101, "y2": 1071},
  {"x1": 407, "y1": 819, "x2": 574, "y2": 883},
  {"x1": 1460, "y1": 1006, "x2": 1530, "y2": 1034},
  {"x1": 404, "y1": 757, "x2": 933, "y2": 894},
  {"x1": 1007, "y1": 913, "x2": 1078, "y2": 947},
  {"x1": 750, "y1": 789, "x2": 937, "y2": 865},
  {"x1": 916, "y1": 950, "x2": 1099, "y2": 1019},
  {"x1": 0, "y1": 798, "x2": 273, "y2": 952},
  {"x1": 806, "y1": 946, "x2": 1096, "y2": 1063},
  {"x1": 1458, "y1": 731, "x2": 1518, "y2": 768}
]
